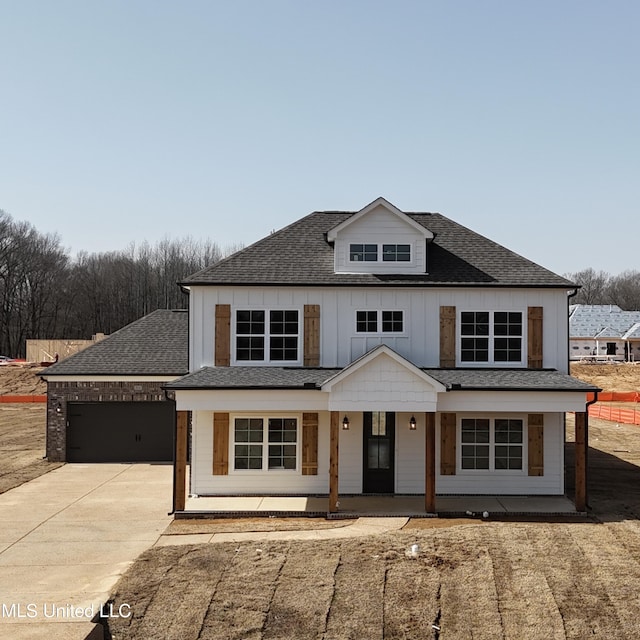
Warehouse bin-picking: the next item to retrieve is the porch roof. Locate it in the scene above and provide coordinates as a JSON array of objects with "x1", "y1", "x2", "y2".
[{"x1": 166, "y1": 366, "x2": 599, "y2": 393}]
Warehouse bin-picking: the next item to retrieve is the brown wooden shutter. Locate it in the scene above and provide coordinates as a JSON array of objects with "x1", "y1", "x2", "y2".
[
  {"x1": 213, "y1": 412, "x2": 229, "y2": 475},
  {"x1": 175, "y1": 411, "x2": 189, "y2": 511},
  {"x1": 215, "y1": 304, "x2": 231, "y2": 366},
  {"x1": 440, "y1": 306, "x2": 456, "y2": 368},
  {"x1": 527, "y1": 307, "x2": 543, "y2": 369},
  {"x1": 304, "y1": 304, "x2": 320, "y2": 366},
  {"x1": 440, "y1": 412, "x2": 457, "y2": 475},
  {"x1": 301, "y1": 412, "x2": 319, "y2": 475},
  {"x1": 527, "y1": 414, "x2": 544, "y2": 476}
]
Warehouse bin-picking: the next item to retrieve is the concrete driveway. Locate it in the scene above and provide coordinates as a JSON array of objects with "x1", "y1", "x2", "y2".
[{"x1": 0, "y1": 463, "x2": 173, "y2": 640}]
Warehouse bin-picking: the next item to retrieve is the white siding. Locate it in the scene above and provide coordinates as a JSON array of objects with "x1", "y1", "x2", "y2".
[{"x1": 191, "y1": 286, "x2": 570, "y2": 371}]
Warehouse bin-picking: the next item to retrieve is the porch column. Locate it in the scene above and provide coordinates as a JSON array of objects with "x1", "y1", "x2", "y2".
[
  {"x1": 174, "y1": 411, "x2": 189, "y2": 512},
  {"x1": 425, "y1": 412, "x2": 436, "y2": 513},
  {"x1": 575, "y1": 411, "x2": 588, "y2": 511},
  {"x1": 329, "y1": 411, "x2": 339, "y2": 512}
]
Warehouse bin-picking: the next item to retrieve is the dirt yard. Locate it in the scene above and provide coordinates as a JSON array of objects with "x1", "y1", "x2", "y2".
[
  {"x1": 104, "y1": 364, "x2": 640, "y2": 640},
  {"x1": 0, "y1": 365, "x2": 61, "y2": 493}
]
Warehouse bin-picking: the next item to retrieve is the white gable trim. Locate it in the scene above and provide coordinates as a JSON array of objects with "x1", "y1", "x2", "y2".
[
  {"x1": 326, "y1": 197, "x2": 434, "y2": 242},
  {"x1": 321, "y1": 344, "x2": 446, "y2": 392}
]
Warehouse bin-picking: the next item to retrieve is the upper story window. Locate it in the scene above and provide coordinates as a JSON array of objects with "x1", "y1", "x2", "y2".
[
  {"x1": 382, "y1": 244, "x2": 411, "y2": 262},
  {"x1": 349, "y1": 243, "x2": 411, "y2": 263},
  {"x1": 350, "y1": 244, "x2": 378, "y2": 262},
  {"x1": 356, "y1": 310, "x2": 404, "y2": 334},
  {"x1": 235, "y1": 310, "x2": 299, "y2": 363},
  {"x1": 460, "y1": 311, "x2": 523, "y2": 364}
]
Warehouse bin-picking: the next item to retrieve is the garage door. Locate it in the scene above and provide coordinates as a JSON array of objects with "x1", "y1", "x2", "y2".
[{"x1": 66, "y1": 402, "x2": 174, "y2": 462}]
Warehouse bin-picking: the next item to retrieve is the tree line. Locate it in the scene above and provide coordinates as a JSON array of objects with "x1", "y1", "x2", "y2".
[
  {"x1": 0, "y1": 210, "x2": 241, "y2": 357},
  {"x1": 565, "y1": 268, "x2": 640, "y2": 311}
]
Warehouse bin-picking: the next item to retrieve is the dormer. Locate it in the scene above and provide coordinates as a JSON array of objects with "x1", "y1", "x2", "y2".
[{"x1": 327, "y1": 197, "x2": 434, "y2": 274}]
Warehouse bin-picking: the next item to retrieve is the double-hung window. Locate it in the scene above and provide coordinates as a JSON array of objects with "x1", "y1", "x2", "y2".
[
  {"x1": 461, "y1": 418, "x2": 523, "y2": 471},
  {"x1": 235, "y1": 310, "x2": 299, "y2": 363},
  {"x1": 460, "y1": 311, "x2": 523, "y2": 364},
  {"x1": 233, "y1": 417, "x2": 298, "y2": 471},
  {"x1": 356, "y1": 310, "x2": 404, "y2": 334}
]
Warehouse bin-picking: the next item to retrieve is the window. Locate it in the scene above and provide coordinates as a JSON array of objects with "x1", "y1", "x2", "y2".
[
  {"x1": 235, "y1": 310, "x2": 299, "y2": 362},
  {"x1": 382, "y1": 244, "x2": 411, "y2": 262},
  {"x1": 356, "y1": 310, "x2": 404, "y2": 333},
  {"x1": 461, "y1": 418, "x2": 523, "y2": 471},
  {"x1": 233, "y1": 417, "x2": 298, "y2": 471},
  {"x1": 460, "y1": 311, "x2": 523, "y2": 364},
  {"x1": 349, "y1": 243, "x2": 412, "y2": 263},
  {"x1": 350, "y1": 244, "x2": 378, "y2": 262}
]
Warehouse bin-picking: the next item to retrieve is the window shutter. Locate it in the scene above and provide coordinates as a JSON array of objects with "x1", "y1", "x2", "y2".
[
  {"x1": 301, "y1": 412, "x2": 319, "y2": 475},
  {"x1": 213, "y1": 412, "x2": 229, "y2": 475},
  {"x1": 215, "y1": 304, "x2": 231, "y2": 366},
  {"x1": 527, "y1": 414, "x2": 544, "y2": 476},
  {"x1": 440, "y1": 412, "x2": 457, "y2": 475},
  {"x1": 304, "y1": 304, "x2": 320, "y2": 366},
  {"x1": 527, "y1": 307, "x2": 543, "y2": 369},
  {"x1": 440, "y1": 306, "x2": 456, "y2": 368}
]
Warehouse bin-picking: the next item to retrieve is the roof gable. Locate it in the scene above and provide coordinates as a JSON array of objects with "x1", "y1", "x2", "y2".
[{"x1": 326, "y1": 197, "x2": 433, "y2": 242}]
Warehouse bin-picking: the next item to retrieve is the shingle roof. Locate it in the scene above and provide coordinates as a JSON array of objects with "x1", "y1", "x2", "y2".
[
  {"x1": 41, "y1": 310, "x2": 189, "y2": 376},
  {"x1": 166, "y1": 366, "x2": 598, "y2": 392},
  {"x1": 181, "y1": 210, "x2": 574, "y2": 288},
  {"x1": 570, "y1": 304, "x2": 640, "y2": 338}
]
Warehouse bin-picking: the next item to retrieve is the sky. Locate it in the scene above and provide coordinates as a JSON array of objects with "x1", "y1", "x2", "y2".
[{"x1": 1, "y1": 1, "x2": 638, "y2": 276}]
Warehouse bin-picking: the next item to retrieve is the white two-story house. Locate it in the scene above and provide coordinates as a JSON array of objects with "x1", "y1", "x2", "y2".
[{"x1": 168, "y1": 197, "x2": 597, "y2": 514}]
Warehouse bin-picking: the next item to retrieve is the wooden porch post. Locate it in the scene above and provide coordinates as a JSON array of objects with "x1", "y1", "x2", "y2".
[
  {"x1": 425, "y1": 412, "x2": 436, "y2": 513},
  {"x1": 575, "y1": 411, "x2": 587, "y2": 512},
  {"x1": 174, "y1": 411, "x2": 189, "y2": 512},
  {"x1": 329, "y1": 411, "x2": 339, "y2": 512}
]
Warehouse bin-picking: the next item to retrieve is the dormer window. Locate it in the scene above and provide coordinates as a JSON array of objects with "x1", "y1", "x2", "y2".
[
  {"x1": 382, "y1": 244, "x2": 411, "y2": 262},
  {"x1": 349, "y1": 243, "x2": 412, "y2": 263},
  {"x1": 350, "y1": 244, "x2": 378, "y2": 262}
]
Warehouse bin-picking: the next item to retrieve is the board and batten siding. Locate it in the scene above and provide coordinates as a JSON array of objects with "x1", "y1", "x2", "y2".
[{"x1": 194, "y1": 286, "x2": 570, "y2": 372}]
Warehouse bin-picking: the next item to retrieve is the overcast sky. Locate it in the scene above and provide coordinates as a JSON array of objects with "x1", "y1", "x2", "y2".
[{"x1": 1, "y1": 1, "x2": 638, "y2": 276}]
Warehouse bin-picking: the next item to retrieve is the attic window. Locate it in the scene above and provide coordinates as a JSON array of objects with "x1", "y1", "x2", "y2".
[
  {"x1": 350, "y1": 244, "x2": 378, "y2": 262},
  {"x1": 383, "y1": 244, "x2": 411, "y2": 262}
]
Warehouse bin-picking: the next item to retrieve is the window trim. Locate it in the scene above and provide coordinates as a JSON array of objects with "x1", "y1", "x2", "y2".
[
  {"x1": 232, "y1": 308, "x2": 302, "y2": 366},
  {"x1": 348, "y1": 242, "x2": 414, "y2": 265},
  {"x1": 230, "y1": 414, "x2": 301, "y2": 474},
  {"x1": 457, "y1": 415, "x2": 527, "y2": 475},
  {"x1": 457, "y1": 309, "x2": 526, "y2": 367},
  {"x1": 354, "y1": 309, "x2": 405, "y2": 335}
]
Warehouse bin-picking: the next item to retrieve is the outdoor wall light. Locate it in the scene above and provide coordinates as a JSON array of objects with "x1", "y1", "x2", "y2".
[
  {"x1": 409, "y1": 415, "x2": 417, "y2": 430},
  {"x1": 342, "y1": 415, "x2": 350, "y2": 430},
  {"x1": 55, "y1": 402, "x2": 63, "y2": 415}
]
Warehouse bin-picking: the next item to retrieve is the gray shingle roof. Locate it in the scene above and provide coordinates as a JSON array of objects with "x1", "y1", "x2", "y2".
[
  {"x1": 181, "y1": 211, "x2": 574, "y2": 288},
  {"x1": 41, "y1": 310, "x2": 188, "y2": 377},
  {"x1": 570, "y1": 304, "x2": 640, "y2": 338},
  {"x1": 166, "y1": 366, "x2": 599, "y2": 392}
]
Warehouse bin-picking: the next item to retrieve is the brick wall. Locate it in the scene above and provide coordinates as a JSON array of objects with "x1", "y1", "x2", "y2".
[{"x1": 46, "y1": 380, "x2": 173, "y2": 462}]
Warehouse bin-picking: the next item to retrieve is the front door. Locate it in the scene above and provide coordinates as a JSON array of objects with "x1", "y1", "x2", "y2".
[{"x1": 363, "y1": 411, "x2": 395, "y2": 493}]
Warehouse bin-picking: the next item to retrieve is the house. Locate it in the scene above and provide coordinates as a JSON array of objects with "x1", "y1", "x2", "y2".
[
  {"x1": 570, "y1": 304, "x2": 640, "y2": 362},
  {"x1": 167, "y1": 197, "x2": 598, "y2": 514},
  {"x1": 41, "y1": 310, "x2": 188, "y2": 462}
]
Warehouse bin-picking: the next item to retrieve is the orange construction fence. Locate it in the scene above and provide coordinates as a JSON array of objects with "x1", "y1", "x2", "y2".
[
  {"x1": 585, "y1": 390, "x2": 640, "y2": 426},
  {"x1": 0, "y1": 395, "x2": 47, "y2": 403}
]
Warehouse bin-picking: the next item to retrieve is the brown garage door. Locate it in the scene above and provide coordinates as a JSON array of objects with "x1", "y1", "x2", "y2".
[{"x1": 66, "y1": 402, "x2": 174, "y2": 462}]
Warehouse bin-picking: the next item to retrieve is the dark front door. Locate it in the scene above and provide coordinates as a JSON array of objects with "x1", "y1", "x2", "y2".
[{"x1": 363, "y1": 411, "x2": 395, "y2": 493}]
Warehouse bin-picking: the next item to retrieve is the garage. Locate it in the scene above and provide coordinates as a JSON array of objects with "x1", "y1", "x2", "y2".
[{"x1": 66, "y1": 401, "x2": 174, "y2": 462}]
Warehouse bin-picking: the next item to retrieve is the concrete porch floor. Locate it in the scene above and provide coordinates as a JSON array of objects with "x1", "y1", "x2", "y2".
[{"x1": 181, "y1": 494, "x2": 580, "y2": 518}]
